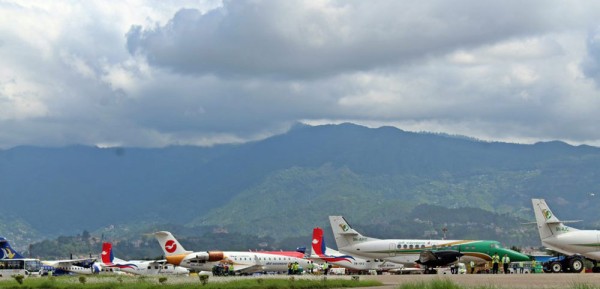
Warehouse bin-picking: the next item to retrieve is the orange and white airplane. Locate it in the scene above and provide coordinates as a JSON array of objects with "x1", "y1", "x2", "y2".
[{"x1": 155, "y1": 231, "x2": 311, "y2": 274}]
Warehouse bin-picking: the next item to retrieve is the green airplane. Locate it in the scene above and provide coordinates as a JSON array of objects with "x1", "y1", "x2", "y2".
[{"x1": 330, "y1": 216, "x2": 530, "y2": 272}]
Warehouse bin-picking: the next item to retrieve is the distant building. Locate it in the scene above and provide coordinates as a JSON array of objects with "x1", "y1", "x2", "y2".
[{"x1": 213, "y1": 227, "x2": 228, "y2": 234}]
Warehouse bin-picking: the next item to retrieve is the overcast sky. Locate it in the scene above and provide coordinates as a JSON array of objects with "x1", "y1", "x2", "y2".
[{"x1": 2, "y1": 0, "x2": 600, "y2": 149}]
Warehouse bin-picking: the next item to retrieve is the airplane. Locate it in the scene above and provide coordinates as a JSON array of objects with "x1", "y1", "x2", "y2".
[
  {"x1": 155, "y1": 231, "x2": 312, "y2": 274},
  {"x1": 329, "y1": 216, "x2": 530, "y2": 273},
  {"x1": 310, "y1": 227, "x2": 404, "y2": 273},
  {"x1": 99, "y1": 242, "x2": 189, "y2": 275},
  {"x1": 1, "y1": 236, "x2": 99, "y2": 276},
  {"x1": 531, "y1": 198, "x2": 600, "y2": 273},
  {"x1": 41, "y1": 257, "x2": 101, "y2": 275}
]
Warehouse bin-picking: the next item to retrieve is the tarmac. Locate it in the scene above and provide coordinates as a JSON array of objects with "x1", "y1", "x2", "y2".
[{"x1": 357, "y1": 273, "x2": 600, "y2": 289}]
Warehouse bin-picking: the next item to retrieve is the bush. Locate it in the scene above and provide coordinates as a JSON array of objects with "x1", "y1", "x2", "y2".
[
  {"x1": 158, "y1": 277, "x2": 168, "y2": 284},
  {"x1": 13, "y1": 274, "x2": 24, "y2": 285},
  {"x1": 199, "y1": 274, "x2": 209, "y2": 286},
  {"x1": 78, "y1": 276, "x2": 86, "y2": 284}
]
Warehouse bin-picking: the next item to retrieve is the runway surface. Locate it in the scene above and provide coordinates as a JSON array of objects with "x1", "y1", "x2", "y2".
[{"x1": 358, "y1": 273, "x2": 600, "y2": 288}]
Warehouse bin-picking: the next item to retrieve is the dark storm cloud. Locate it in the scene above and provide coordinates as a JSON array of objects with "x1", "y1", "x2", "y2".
[
  {"x1": 582, "y1": 28, "x2": 600, "y2": 86},
  {"x1": 126, "y1": 0, "x2": 567, "y2": 79}
]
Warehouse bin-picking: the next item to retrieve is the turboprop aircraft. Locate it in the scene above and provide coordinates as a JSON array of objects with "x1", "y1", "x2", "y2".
[
  {"x1": 531, "y1": 198, "x2": 600, "y2": 273},
  {"x1": 155, "y1": 231, "x2": 311, "y2": 274},
  {"x1": 329, "y1": 216, "x2": 529, "y2": 273},
  {"x1": 0, "y1": 237, "x2": 98, "y2": 275},
  {"x1": 99, "y1": 242, "x2": 189, "y2": 275},
  {"x1": 310, "y1": 227, "x2": 403, "y2": 273}
]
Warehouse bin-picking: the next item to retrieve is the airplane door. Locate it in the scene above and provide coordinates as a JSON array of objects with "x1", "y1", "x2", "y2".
[{"x1": 389, "y1": 243, "x2": 396, "y2": 257}]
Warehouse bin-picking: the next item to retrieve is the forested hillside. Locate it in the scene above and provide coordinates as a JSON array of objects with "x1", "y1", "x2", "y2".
[{"x1": 2, "y1": 123, "x2": 600, "y2": 254}]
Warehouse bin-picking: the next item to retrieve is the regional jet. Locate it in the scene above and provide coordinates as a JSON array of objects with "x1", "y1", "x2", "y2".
[{"x1": 154, "y1": 231, "x2": 311, "y2": 274}]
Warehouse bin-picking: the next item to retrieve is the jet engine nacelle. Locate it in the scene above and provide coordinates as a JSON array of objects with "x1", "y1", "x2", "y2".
[{"x1": 167, "y1": 251, "x2": 224, "y2": 266}]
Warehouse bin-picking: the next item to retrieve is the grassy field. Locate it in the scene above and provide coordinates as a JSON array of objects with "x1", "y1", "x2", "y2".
[
  {"x1": 396, "y1": 278, "x2": 600, "y2": 289},
  {"x1": 0, "y1": 275, "x2": 382, "y2": 289}
]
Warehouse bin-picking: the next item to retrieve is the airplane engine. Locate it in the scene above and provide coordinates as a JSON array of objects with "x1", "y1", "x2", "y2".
[
  {"x1": 207, "y1": 251, "x2": 224, "y2": 261},
  {"x1": 92, "y1": 263, "x2": 102, "y2": 274}
]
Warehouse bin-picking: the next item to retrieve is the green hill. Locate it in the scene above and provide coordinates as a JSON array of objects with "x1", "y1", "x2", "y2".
[{"x1": 2, "y1": 123, "x2": 600, "y2": 251}]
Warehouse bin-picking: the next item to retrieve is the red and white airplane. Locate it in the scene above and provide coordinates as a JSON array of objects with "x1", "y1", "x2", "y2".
[
  {"x1": 155, "y1": 231, "x2": 311, "y2": 274},
  {"x1": 99, "y1": 242, "x2": 189, "y2": 275},
  {"x1": 310, "y1": 227, "x2": 403, "y2": 273}
]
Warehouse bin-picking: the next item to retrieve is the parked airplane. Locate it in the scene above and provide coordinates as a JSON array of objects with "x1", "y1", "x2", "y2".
[
  {"x1": 329, "y1": 216, "x2": 529, "y2": 273},
  {"x1": 99, "y1": 242, "x2": 189, "y2": 275},
  {"x1": 0, "y1": 236, "x2": 98, "y2": 275},
  {"x1": 41, "y1": 257, "x2": 101, "y2": 275},
  {"x1": 310, "y1": 227, "x2": 403, "y2": 273},
  {"x1": 531, "y1": 198, "x2": 600, "y2": 273},
  {"x1": 155, "y1": 231, "x2": 311, "y2": 274}
]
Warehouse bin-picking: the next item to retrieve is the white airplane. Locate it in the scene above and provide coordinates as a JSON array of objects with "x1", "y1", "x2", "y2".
[
  {"x1": 155, "y1": 231, "x2": 311, "y2": 274},
  {"x1": 329, "y1": 216, "x2": 530, "y2": 273},
  {"x1": 41, "y1": 258, "x2": 101, "y2": 275},
  {"x1": 99, "y1": 242, "x2": 189, "y2": 275},
  {"x1": 310, "y1": 227, "x2": 403, "y2": 273},
  {"x1": 531, "y1": 198, "x2": 600, "y2": 273}
]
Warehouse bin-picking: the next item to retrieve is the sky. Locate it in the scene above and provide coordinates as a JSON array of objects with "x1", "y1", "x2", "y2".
[{"x1": 2, "y1": 0, "x2": 600, "y2": 149}]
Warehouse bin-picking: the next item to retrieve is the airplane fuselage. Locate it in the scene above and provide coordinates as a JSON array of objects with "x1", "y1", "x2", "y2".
[
  {"x1": 175, "y1": 251, "x2": 311, "y2": 273},
  {"x1": 105, "y1": 260, "x2": 189, "y2": 275},
  {"x1": 339, "y1": 239, "x2": 529, "y2": 265},
  {"x1": 542, "y1": 230, "x2": 600, "y2": 260}
]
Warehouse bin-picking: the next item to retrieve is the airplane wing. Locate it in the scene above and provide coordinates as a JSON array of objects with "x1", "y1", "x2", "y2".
[
  {"x1": 42, "y1": 258, "x2": 97, "y2": 267},
  {"x1": 415, "y1": 250, "x2": 462, "y2": 268}
]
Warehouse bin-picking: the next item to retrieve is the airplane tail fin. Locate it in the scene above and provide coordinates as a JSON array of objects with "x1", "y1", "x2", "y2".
[
  {"x1": 154, "y1": 231, "x2": 192, "y2": 256},
  {"x1": 328, "y1": 216, "x2": 375, "y2": 250},
  {"x1": 311, "y1": 226, "x2": 355, "y2": 263},
  {"x1": 0, "y1": 237, "x2": 25, "y2": 259},
  {"x1": 532, "y1": 198, "x2": 578, "y2": 240},
  {"x1": 101, "y1": 242, "x2": 115, "y2": 264},
  {"x1": 311, "y1": 227, "x2": 327, "y2": 257}
]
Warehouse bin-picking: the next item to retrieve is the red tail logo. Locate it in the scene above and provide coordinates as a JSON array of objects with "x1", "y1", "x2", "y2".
[
  {"x1": 312, "y1": 227, "x2": 325, "y2": 256},
  {"x1": 101, "y1": 242, "x2": 113, "y2": 264},
  {"x1": 165, "y1": 240, "x2": 177, "y2": 253}
]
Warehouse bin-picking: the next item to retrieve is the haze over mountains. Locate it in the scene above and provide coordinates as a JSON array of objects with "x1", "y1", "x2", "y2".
[{"x1": 2, "y1": 123, "x2": 600, "y2": 251}]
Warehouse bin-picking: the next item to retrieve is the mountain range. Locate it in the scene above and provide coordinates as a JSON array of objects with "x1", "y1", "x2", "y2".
[{"x1": 2, "y1": 123, "x2": 600, "y2": 254}]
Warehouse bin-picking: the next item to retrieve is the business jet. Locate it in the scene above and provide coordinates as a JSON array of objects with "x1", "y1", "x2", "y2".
[
  {"x1": 310, "y1": 227, "x2": 403, "y2": 273},
  {"x1": 99, "y1": 242, "x2": 189, "y2": 275},
  {"x1": 155, "y1": 231, "x2": 311, "y2": 274},
  {"x1": 329, "y1": 216, "x2": 529, "y2": 273},
  {"x1": 531, "y1": 198, "x2": 600, "y2": 273}
]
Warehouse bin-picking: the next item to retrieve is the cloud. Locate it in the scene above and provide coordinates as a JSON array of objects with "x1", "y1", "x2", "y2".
[
  {"x1": 2, "y1": 0, "x2": 600, "y2": 149},
  {"x1": 582, "y1": 27, "x2": 600, "y2": 86},
  {"x1": 126, "y1": 0, "x2": 580, "y2": 79}
]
